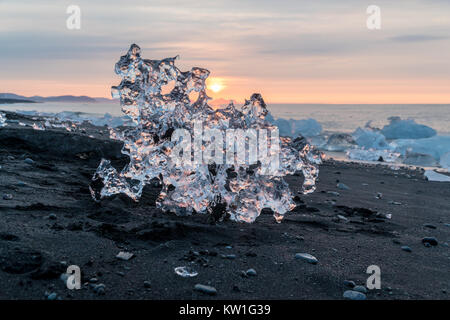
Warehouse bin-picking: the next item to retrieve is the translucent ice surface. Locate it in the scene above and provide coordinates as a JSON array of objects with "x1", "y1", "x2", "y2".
[
  {"x1": 90, "y1": 44, "x2": 322, "y2": 223},
  {"x1": 0, "y1": 112, "x2": 6, "y2": 127},
  {"x1": 347, "y1": 148, "x2": 400, "y2": 162},
  {"x1": 381, "y1": 117, "x2": 436, "y2": 140},
  {"x1": 174, "y1": 266, "x2": 198, "y2": 278}
]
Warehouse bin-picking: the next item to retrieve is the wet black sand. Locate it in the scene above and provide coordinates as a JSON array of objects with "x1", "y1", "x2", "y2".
[{"x1": 0, "y1": 111, "x2": 449, "y2": 300}]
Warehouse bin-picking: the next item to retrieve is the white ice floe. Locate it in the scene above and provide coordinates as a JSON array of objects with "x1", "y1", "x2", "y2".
[
  {"x1": 392, "y1": 135, "x2": 450, "y2": 161},
  {"x1": 347, "y1": 148, "x2": 400, "y2": 162},
  {"x1": 424, "y1": 170, "x2": 450, "y2": 182},
  {"x1": 381, "y1": 116, "x2": 436, "y2": 140},
  {"x1": 352, "y1": 127, "x2": 390, "y2": 150}
]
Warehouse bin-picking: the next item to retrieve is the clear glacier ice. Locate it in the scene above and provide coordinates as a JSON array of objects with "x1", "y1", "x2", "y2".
[
  {"x1": 352, "y1": 127, "x2": 390, "y2": 150},
  {"x1": 90, "y1": 44, "x2": 322, "y2": 223},
  {"x1": 347, "y1": 148, "x2": 400, "y2": 162}
]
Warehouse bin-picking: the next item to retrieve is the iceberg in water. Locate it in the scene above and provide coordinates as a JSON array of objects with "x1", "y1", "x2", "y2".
[
  {"x1": 381, "y1": 116, "x2": 436, "y2": 140},
  {"x1": 266, "y1": 113, "x2": 322, "y2": 137}
]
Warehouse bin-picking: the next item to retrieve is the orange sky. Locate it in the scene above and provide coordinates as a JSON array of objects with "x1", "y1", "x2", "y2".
[{"x1": 1, "y1": 0, "x2": 450, "y2": 104}]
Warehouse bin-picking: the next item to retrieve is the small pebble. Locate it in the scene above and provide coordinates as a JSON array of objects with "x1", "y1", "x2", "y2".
[
  {"x1": 48, "y1": 213, "x2": 57, "y2": 220},
  {"x1": 401, "y1": 246, "x2": 412, "y2": 252},
  {"x1": 353, "y1": 285, "x2": 368, "y2": 294},
  {"x1": 295, "y1": 253, "x2": 318, "y2": 264},
  {"x1": 194, "y1": 284, "x2": 217, "y2": 295},
  {"x1": 24, "y1": 158, "x2": 35, "y2": 165},
  {"x1": 336, "y1": 183, "x2": 350, "y2": 190},
  {"x1": 246, "y1": 268, "x2": 257, "y2": 277},
  {"x1": 343, "y1": 280, "x2": 356, "y2": 288},
  {"x1": 144, "y1": 281, "x2": 151, "y2": 288},
  {"x1": 343, "y1": 290, "x2": 366, "y2": 300},
  {"x1": 221, "y1": 254, "x2": 236, "y2": 260},
  {"x1": 47, "y1": 292, "x2": 57, "y2": 300},
  {"x1": 422, "y1": 237, "x2": 438, "y2": 246},
  {"x1": 93, "y1": 284, "x2": 106, "y2": 295}
]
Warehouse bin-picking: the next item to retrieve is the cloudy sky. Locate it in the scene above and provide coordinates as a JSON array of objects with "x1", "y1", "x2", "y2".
[{"x1": 1, "y1": 0, "x2": 449, "y2": 103}]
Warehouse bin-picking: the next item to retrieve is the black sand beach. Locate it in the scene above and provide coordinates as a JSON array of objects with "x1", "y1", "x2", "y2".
[{"x1": 0, "y1": 111, "x2": 449, "y2": 300}]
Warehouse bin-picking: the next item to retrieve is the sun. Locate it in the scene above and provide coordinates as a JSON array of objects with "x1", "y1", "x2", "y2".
[{"x1": 207, "y1": 78, "x2": 225, "y2": 93}]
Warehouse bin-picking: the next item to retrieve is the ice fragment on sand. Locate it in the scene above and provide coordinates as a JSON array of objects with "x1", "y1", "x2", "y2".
[
  {"x1": 0, "y1": 112, "x2": 6, "y2": 127},
  {"x1": 174, "y1": 266, "x2": 198, "y2": 278},
  {"x1": 116, "y1": 251, "x2": 134, "y2": 260},
  {"x1": 424, "y1": 170, "x2": 450, "y2": 182},
  {"x1": 91, "y1": 44, "x2": 321, "y2": 223}
]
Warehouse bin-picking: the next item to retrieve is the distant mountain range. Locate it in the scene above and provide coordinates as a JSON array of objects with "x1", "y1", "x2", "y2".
[
  {"x1": 0, "y1": 93, "x2": 234, "y2": 106},
  {"x1": 0, "y1": 93, "x2": 115, "y2": 104}
]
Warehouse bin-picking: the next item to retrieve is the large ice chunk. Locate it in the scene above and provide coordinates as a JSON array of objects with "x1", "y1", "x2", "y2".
[
  {"x1": 392, "y1": 135, "x2": 450, "y2": 161},
  {"x1": 90, "y1": 44, "x2": 322, "y2": 223},
  {"x1": 352, "y1": 127, "x2": 390, "y2": 150},
  {"x1": 381, "y1": 117, "x2": 436, "y2": 139},
  {"x1": 323, "y1": 133, "x2": 356, "y2": 152}
]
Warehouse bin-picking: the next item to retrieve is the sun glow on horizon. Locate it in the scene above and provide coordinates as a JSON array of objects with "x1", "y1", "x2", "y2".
[{"x1": 207, "y1": 77, "x2": 225, "y2": 93}]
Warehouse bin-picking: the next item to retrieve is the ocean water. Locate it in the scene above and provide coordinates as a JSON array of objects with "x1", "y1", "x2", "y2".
[
  {"x1": 269, "y1": 103, "x2": 450, "y2": 135},
  {"x1": 1, "y1": 102, "x2": 449, "y2": 134}
]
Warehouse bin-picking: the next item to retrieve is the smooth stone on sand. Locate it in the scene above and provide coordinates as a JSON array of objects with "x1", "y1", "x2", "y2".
[
  {"x1": 220, "y1": 254, "x2": 236, "y2": 260},
  {"x1": 246, "y1": 268, "x2": 257, "y2": 277},
  {"x1": 422, "y1": 237, "x2": 438, "y2": 246},
  {"x1": 336, "y1": 182, "x2": 350, "y2": 190},
  {"x1": 401, "y1": 246, "x2": 412, "y2": 252},
  {"x1": 353, "y1": 285, "x2": 368, "y2": 294},
  {"x1": 194, "y1": 284, "x2": 217, "y2": 295},
  {"x1": 47, "y1": 292, "x2": 57, "y2": 300},
  {"x1": 343, "y1": 290, "x2": 367, "y2": 300},
  {"x1": 24, "y1": 158, "x2": 35, "y2": 165},
  {"x1": 295, "y1": 253, "x2": 318, "y2": 264}
]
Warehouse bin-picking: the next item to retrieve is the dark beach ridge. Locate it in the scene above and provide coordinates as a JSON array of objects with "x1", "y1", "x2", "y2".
[{"x1": 0, "y1": 111, "x2": 449, "y2": 300}]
